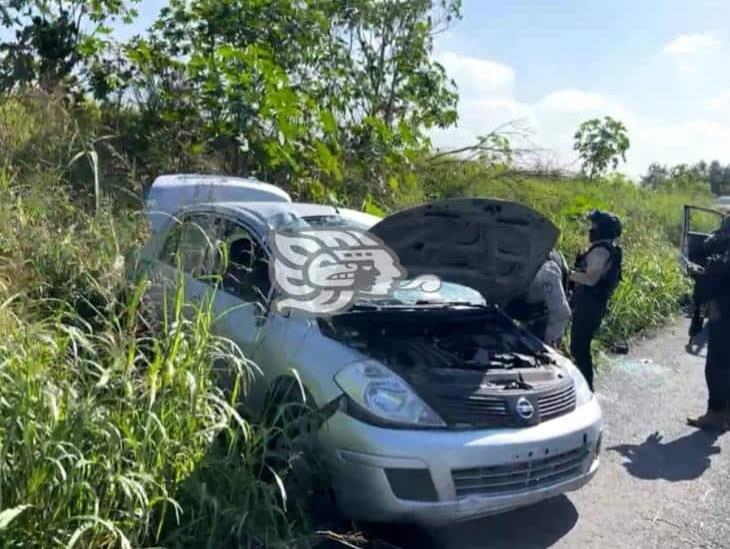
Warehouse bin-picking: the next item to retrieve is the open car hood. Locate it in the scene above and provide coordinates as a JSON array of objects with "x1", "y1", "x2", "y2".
[{"x1": 369, "y1": 198, "x2": 559, "y2": 307}]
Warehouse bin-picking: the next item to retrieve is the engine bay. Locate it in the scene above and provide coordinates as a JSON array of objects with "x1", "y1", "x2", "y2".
[
  {"x1": 320, "y1": 306, "x2": 555, "y2": 373},
  {"x1": 320, "y1": 305, "x2": 575, "y2": 428}
]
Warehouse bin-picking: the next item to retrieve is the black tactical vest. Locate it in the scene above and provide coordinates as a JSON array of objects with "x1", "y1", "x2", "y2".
[
  {"x1": 573, "y1": 241, "x2": 623, "y2": 301},
  {"x1": 695, "y1": 251, "x2": 730, "y2": 317}
]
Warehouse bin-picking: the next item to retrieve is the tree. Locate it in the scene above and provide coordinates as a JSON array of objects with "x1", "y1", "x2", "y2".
[
  {"x1": 708, "y1": 160, "x2": 727, "y2": 195},
  {"x1": 639, "y1": 161, "x2": 711, "y2": 194},
  {"x1": 640, "y1": 162, "x2": 669, "y2": 190},
  {"x1": 121, "y1": 0, "x2": 461, "y2": 203},
  {"x1": 573, "y1": 116, "x2": 630, "y2": 180},
  {"x1": 0, "y1": 0, "x2": 139, "y2": 93}
]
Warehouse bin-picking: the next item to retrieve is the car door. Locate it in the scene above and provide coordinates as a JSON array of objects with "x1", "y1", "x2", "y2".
[
  {"x1": 210, "y1": 219, "x2": 271, "y2": 349},
  {"x1": 208, "y1": 216, "x2": 280, "y2": 408},
  {"x1": 148, "y1": 213, "x2": 220, "y2": 324},
  {"x1": 681, "y1": 205, "x2": 726, "y2": 267}
]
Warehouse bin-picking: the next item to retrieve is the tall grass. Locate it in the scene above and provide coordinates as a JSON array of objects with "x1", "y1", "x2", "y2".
[{"x1": 0, "y1": 178, "x2": 313, "y2": 547}]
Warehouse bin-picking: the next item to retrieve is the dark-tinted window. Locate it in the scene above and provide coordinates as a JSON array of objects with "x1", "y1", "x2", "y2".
[{"x1": 218, "y1": 221, "x2": 271, "y2": 303}]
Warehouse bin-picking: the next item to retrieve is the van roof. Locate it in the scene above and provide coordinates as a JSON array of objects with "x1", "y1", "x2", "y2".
[{"x1": 144, "y1": 174, "x2": 292, "y2": 232}]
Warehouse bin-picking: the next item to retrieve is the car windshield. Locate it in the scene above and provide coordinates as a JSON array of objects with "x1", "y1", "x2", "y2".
[
  {"x1": 275, "y1": 213, "x2": 375, "y2": 233},
  {"x1": 276, "y1": 213, "x2": 485, "y2": 307},
  {"x1": 301, "y1": 214, "x2": 374, "y2": 231},
  {"x1": 355, "y1": 281, "x2": 486, "y2": 307}
]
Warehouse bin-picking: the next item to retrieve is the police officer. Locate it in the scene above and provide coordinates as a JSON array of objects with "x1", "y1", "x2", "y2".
[
  {"x1": 688, "y1": 217, "x2": 730, "y2": 341},
  {"x1": 569, "y1": 210, "x2": 623, "y2": 391},
  {"x1": 687, "y1": 230, "x2": 730, "y2": 430},
  {"x1": 505, "y1": 250, "x2": 572, "y2": 347}
]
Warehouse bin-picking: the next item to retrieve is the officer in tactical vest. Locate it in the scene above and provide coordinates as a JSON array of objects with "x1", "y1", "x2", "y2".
[
  {"x1": 569, "y1": 210, "x2": 623, "y2": 391},
  {"x1": 688, "y1": 217, "x2": 730, "y2": 341},
  {"x1": 505, "y1": 250, "x2": 572, "y2": 347},
  {"x1": 687, "y1": 224, "x2": 730, "y2": 430}
]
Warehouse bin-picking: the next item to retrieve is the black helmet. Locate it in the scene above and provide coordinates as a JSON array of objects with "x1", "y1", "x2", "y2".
[{"x1": 587, "y1": 209, "x2": 622, "y2": 241}]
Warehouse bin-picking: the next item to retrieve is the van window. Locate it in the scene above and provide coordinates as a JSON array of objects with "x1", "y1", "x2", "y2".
[{"x1": 218, "y1": 221, "x2": 271, "y2": 303}]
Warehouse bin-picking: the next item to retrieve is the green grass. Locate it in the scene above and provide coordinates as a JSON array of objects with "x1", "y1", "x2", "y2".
[{"x1": 0, "y1": 179, "x2": 311, "y2": 548}]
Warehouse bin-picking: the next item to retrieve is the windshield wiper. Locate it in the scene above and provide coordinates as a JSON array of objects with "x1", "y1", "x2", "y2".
[{"x1": 349, "y1": 299, "x2": 483, "y2": 310}]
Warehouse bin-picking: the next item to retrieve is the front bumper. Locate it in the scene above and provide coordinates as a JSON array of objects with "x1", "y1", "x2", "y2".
[{"x1": 318, "y1": 396, "x2": 602, "y2": 526}]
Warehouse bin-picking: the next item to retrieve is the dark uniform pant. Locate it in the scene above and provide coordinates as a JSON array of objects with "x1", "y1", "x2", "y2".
[
  {"x1": 570, "y1": 292, "x2": 608, "y2": 391},
  {"x1": 706, "y1": 317, "x2": 730, "y2": 412}
]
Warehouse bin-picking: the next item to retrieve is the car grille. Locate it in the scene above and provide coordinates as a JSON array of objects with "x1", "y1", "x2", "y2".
[
  {"x1": 538, "y1": 383, "x2": 577, "y2": 421},
  {"x1": 437, "y1": 394, "x2": 510, "y2": 422},
  {"x1": 452, "y1": 446, "x2": 590, "y2": 498},
  {"x1": 430, "y1": 382, "x2": 576, "y2": 428}
]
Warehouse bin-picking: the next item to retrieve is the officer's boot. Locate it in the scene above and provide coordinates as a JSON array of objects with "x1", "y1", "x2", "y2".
[{"x1": 687, "y1": 410, "x2": 728, "y2": 431}]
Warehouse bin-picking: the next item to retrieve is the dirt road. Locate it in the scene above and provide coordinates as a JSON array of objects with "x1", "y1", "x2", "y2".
[{"x1": 377, "y1": 319, "x2": 729, "y2": 549}]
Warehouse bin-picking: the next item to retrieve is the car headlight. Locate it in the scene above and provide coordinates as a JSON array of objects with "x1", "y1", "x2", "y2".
[
  {"x1": 334, "y1": 360, "x2": 446, "y2": 428},
  {"x1": 562, "y1": 360, "x2": 593, "y2": 406}
]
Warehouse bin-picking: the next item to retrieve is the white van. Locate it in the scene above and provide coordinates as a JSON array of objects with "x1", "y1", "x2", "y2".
[{"x1": 144, "y1": 174, "x2": 292, "y2": 233}]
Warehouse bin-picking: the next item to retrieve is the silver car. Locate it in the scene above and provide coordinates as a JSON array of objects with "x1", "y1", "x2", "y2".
[{"x1": 134, "y1": 196, "x2": 602, "y2": 526}]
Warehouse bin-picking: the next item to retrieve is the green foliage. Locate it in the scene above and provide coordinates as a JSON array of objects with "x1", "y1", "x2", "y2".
[
  {"x1": 642, "y1": 159, "x2": 730, "y2": 196},
  {"x1": 0, "y1": 181, "x2": 310, "y2": 548},
  {"x1": 3, "y1": 1, "x2": 462, "y2": 207},
  {"x1": 0, "y1": 92, "x2": 126, "y2": 214},
  {"x1": 573, "y1": 116, "x2": 630, "y2": 180},
  {"x1": 116, "y1": 0, "x2": 460, "y2": 203},
  {"x1": 0, "y1": 0, "x2": 139, "y2": 93}
]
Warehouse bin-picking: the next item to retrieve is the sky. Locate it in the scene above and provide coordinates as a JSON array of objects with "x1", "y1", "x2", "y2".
[
  {"x1": 429, "y1": 0, "x2": 730, "y2": 177},
  {"x1": 116, "y1": 0, "x2": 730, "y2": 177}
]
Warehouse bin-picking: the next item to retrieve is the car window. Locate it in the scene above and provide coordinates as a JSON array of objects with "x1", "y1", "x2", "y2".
[
  {"x1": 159, "y1": 225, "x2": 181, "y2": 265},
  {"x1": 218, "y1": 220, "x2": 271, "y2": 303},
  {"x1": 686, "y1": 206, "x2": 724, "y2": 236},
  {"x1": 159, "y1": 215, "x2": 219, "y2": 279}
]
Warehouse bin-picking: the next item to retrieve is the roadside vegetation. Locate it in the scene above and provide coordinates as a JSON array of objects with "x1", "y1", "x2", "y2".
[{"x1": 0, "y1": 0, "x2": 719, "y2": 547}]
